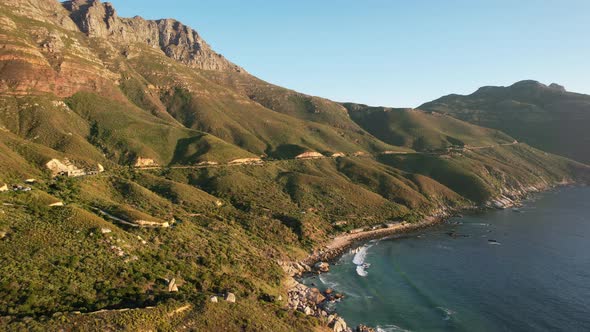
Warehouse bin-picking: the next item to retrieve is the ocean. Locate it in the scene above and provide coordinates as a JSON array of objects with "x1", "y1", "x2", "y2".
[{"x1": 303, "y1": 186, "x2": 590, "y2": 331}]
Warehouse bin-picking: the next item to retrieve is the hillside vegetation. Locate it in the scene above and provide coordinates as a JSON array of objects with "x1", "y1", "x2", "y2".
[
  {"x1": 420, "y1": 80, "x2": 590, "y2": 164},
  {"x1": 0, "y1": 1, "x2": 589, "y2": 331}
]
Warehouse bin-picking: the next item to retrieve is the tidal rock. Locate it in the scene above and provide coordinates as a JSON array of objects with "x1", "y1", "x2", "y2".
[
  {"x1": 356, "y1": 325, "x2": 376, "y2": 332},
  {"x1": 314, "y1": 261, "x2": 330, "y2": 273}
]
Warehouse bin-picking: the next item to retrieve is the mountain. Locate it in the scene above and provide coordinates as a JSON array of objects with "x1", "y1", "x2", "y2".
[
  {"x1": 420, "y1": 80, "x2": 590, "y2": 164},
  {"x1": 0, "y1": 1, "x2": 589, "y2": 331}
]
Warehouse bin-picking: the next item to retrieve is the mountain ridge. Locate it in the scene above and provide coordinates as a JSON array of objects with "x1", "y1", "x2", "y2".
[{"x1": 420, "y1": 79, "x2": 590, "y2": 164}]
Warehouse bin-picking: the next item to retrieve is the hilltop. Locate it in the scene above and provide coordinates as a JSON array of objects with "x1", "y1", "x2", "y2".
[{"x1": 420, "y1": 80, "x2": 590, "y2": 164}]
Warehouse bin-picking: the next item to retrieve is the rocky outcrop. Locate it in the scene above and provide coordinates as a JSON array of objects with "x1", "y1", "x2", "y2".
[
  {"x1": 62, "y1": 0, "x2": 243, "y2": 72},
  {"x1": 2, "y1": 0, "x2": 79, "y2": 31},
  {"x1": 295, "y1": 151, "x2": 324, "y2": 159},
  {"x1": 224, "y1": 292, "x2": 236, "y2": 303},
  {"x1": 228, "y1": 157, "x2": 263, "y2": 165},
  {"x1": 134, "y1": 157, "x2": 158, "y2": 167},
  {"x1": 167, "y1": 278, "x2": 179, "y2": 292}
]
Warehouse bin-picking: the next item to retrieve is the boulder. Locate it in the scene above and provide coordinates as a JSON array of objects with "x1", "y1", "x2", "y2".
[
  {"x1": 210, "y1": 296, "x2": 218, "y2": 303},
  {"x1": 356, "y1": 325, "x2": 376, "y2": 332},
  {"x1": 225, "y1": 292, "x2": 236, "y2": 303},
  {"x1": 314, "y1": 262, "x2": 330, "y2": 273},
  {"x1": 168, "y1": 278, "x2": 178, "y2": 292},
  {"x1": 101, "y1": 228, "x2": 112, "y2": 234},
  {"x1": 306, "y1": 288, "x2": 326, "y2": 304},
  {"x1": 331, "y1": 317, "x2": 348, "y2": 332},
  {"x1": 0, "y1": 184, "x2": 8, "y2": 192}
]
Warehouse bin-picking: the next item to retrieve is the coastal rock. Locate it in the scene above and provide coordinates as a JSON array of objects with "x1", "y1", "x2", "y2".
[
  {"x1": 314, "y1": 261, "x2": 330, "y2": 273},
  {"x1": 356, "y1": 325, "x2": 376, "y2": 332},
  {"x1": 331, "y1": 317, "x2": 348, "y2": 332},
  {"x1": 306, "y1": 288, "x2": 326, "y2": 304}
]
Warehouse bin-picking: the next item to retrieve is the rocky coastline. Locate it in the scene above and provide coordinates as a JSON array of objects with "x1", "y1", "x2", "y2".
[{"x1": 281, "y1": 180, "x2": 576, "y2": 332}]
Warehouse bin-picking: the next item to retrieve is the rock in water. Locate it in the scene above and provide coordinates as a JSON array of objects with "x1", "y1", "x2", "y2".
[{"x1": 314, "y1": 262, "x2": 330, "y2": 273}]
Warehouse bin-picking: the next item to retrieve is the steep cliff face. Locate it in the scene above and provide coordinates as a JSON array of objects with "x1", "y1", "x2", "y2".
[
  {"x1": 62, "y1": 0, "x2": 243, "y2": 72},
  {"x1": 1, "y1": 0, "x2": 79, "y2": 31}
]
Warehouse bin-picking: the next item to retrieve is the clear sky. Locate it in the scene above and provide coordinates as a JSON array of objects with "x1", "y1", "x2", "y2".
[{"x1": 107, "y1": 0, "x2": 590, "y2": 107}]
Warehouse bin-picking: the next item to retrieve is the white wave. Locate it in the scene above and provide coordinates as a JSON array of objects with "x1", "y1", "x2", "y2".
[
  {"x1": 356, "y1": 265, "x2": 368, "y2": 277},
  {"x1": 352, "y1": 245, "x2": 372, "y2": 276},
  {"x1": 376, "y1": 324, "x2": 412, "y2": 332},
  {"x1": 319, "y1": 275, "x2": 340, "y2": 289},
  {"x1": 352, "y1": 245, "x2": 371, "y2": 265}
]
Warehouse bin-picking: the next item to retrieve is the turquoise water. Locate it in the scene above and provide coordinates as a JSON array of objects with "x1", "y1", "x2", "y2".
[{"x1": 304, "y1": 186, "x2": 590, "y2": 331}]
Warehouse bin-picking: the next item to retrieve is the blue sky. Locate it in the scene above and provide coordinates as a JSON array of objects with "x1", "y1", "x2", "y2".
[{"x1": 108, "y1": 0, "x2": 590, "y2": 107}]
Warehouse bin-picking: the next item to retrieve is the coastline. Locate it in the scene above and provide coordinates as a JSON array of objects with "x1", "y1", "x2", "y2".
[{"x1": 282, "y1": 180, "x2": 578, "y2": 332}]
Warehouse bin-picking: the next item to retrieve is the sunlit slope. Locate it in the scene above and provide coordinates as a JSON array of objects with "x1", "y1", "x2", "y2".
[{"x1": 420, "y1": 80, "x2": 590, "y2": 164}]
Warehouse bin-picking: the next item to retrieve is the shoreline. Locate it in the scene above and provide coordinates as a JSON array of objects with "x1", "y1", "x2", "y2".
[
  {"x1": 283, "y1": 181, "x2": 578, "y2": 332},
  {"x1": 302, "y1": 213, "x2": 452, "y2": 268}
]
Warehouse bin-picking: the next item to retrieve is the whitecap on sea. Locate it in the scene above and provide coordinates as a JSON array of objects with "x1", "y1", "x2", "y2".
[{"x1": 376, "y1": 324, "x2": 413, "y2": 332}]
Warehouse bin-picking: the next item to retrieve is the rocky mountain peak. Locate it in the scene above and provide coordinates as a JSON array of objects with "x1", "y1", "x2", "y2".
[{"x1": 61, "y1": 0, "x2": 243, "y2": 72}]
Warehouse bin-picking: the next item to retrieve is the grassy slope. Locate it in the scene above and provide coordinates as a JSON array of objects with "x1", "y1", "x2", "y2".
[
  {"x1": 0, "y1": 4, "x2": 590, "y2": 332},
  {"x1": 344, "y1": 103, "x2": 514, "y2": 151},
  {"x1": 420, "y1": 80, "x2": 590, "y2": 164}
]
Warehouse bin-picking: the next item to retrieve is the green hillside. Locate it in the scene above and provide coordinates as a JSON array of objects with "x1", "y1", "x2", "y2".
[
  {"x1": 0, "y1": 1, "x2": 589, "y2": 331},
  {"x1": 420, "y1": 80, "x2": 590, "y2": 164},
  {"x1": 344, "y1": 103, "x2": 514, "y2": 152}
]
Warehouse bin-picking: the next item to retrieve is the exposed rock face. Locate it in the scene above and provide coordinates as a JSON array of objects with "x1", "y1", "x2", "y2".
[
  {"x1": 134, "y1": 157, "x2": 158, "y2": 167},
  {"x1": 168, "y1": 278, "x2": 179, "y2": 292},
  {"x1": 2, "y1": 0, "x2": 79, "y2": 31},
  {"x1": 331, "y1": 317, "x2": 348, "y2": 332},
  {"x1": 62, "y1": 0, "x2": 243, "y2": 72},
  {"x1": 295, "y1": 151, "x2": 324, "y2": 159}
]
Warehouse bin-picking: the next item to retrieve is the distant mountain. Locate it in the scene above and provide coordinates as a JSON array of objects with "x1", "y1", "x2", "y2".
[{"x1": 420, "y1": 80, "x2": 590, "y2": 164}]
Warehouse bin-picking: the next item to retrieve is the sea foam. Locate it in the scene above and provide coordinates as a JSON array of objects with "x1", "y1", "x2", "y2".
[{"x1": 353, "y1": 245, "x2": 372, "y2": 276}]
